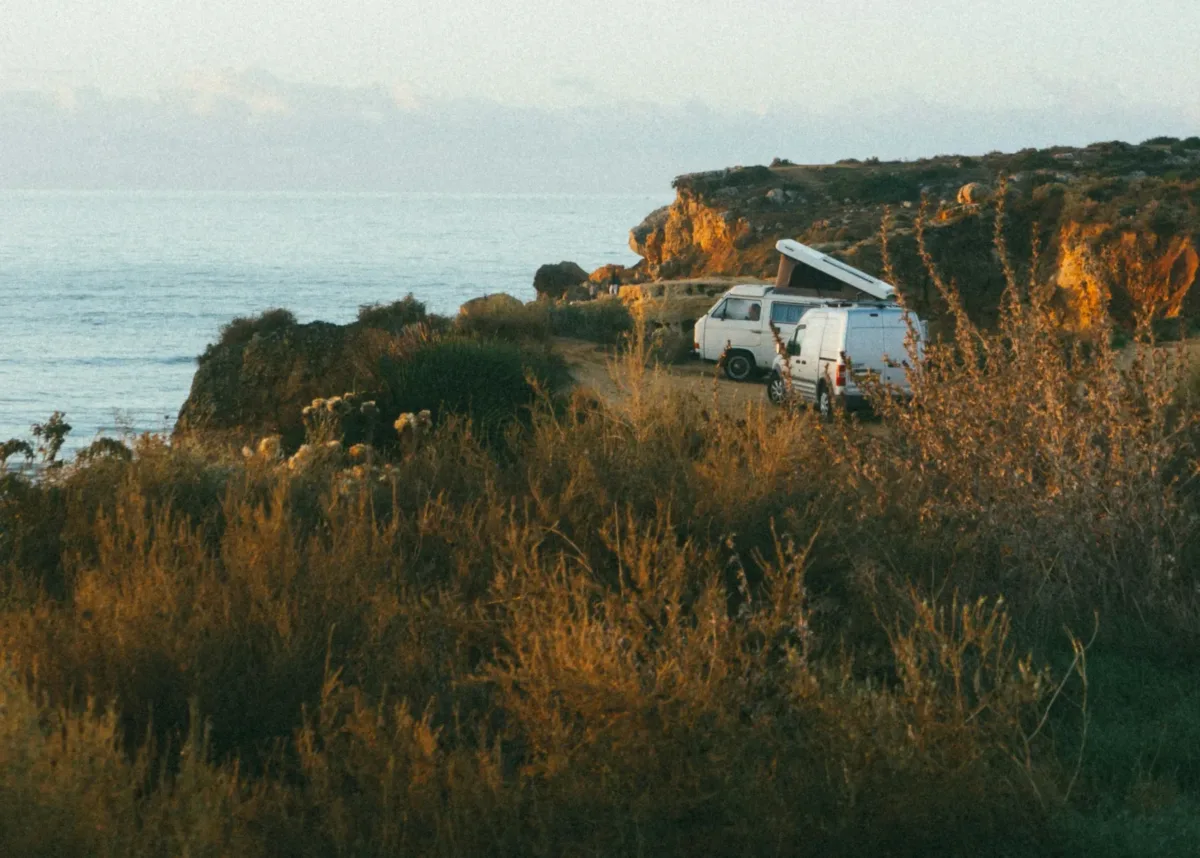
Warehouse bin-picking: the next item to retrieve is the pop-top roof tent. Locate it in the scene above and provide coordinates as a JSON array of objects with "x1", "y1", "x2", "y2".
[{"x1": 774, "y1": 239, "x2": 896, "y2": 302}]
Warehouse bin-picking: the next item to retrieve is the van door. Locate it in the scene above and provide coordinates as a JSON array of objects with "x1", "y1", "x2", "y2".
[
  {"x1": 842, "y1": 312, "x2": 877, "y2": 396},
  {"x1": 843, "y1": 312, "x2": 914, "y2": 394},
  {"x1": 701, "y1": 297, "x2": 764, "y2": 360},
  {"x1": 819, "y1": 314, "x2": 847, "y2": 392},
  {"x1": 792, "y1": 315, "x2": 826, "y2": 402},
  {"x1": 878, "y1": 317, "x2": 911, "y2": 389},
  {"x1": 696, "y1": 299, "x2": 723, "y2": 360}
]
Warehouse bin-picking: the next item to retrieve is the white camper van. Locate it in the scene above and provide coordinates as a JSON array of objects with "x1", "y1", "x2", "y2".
[
  {"x1": 691, "y1": 240, "x2": 897, "y2": 381},
  {"x1": 691, "y1": 284, "x2": 821, "y2": 380},
  {"x1": 766, "y1": 304, "x2": 925, "y2": 418}
]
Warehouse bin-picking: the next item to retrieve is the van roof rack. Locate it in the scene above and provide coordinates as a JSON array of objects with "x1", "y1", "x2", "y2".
[{"x1": 820, "y1": 300, "x2": 900, "y2": 309}]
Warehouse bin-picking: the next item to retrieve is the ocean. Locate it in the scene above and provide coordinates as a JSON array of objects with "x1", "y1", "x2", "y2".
[{"x1": 0, "y1": 191, "x2": 666, "y2": 452}]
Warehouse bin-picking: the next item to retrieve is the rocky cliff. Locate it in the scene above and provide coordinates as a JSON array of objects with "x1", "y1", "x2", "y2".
[{"x1": 616, "y1": 139, "x2": 1200, "y2": 330}]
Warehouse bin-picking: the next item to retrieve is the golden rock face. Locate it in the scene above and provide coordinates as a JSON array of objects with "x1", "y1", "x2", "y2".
[
  {"x1": 629, "y1": 190, "x2": 778, "y2": 278},
  {"x1": 1056, "y1": 223, "x2": 1199, "y2": 329}
]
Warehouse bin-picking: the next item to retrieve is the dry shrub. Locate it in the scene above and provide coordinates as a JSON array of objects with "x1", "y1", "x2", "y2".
[
  {"x1": 479, "y1": 522, "x2": 1053, "y2": 856},
  {"x1": 0, "y1": 669, "x2": 271, "y2": 858},
  {"x1": 841, "y1": 194, "x2": 1200, "y2": 625}
]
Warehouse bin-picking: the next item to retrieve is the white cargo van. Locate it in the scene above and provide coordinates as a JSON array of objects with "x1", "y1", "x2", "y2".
[
  {"x1": 691, "y1": 240, "x2": 897, "y2": 381},
  {"x1": 766, "y1": 304, "x2": 925, "y2": 418}
]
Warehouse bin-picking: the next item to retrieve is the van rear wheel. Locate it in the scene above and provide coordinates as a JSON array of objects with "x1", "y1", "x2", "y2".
[
  {"x1": 817, "y1": 386, "x2": 834, "y2": 421},
  {"x1": 724, "y1": 352, "x2": 755, "y2": 381}
]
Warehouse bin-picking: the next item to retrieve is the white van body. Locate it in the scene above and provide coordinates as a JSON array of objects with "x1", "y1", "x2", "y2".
[
  {"x1": 692, "y1": 240, "x2": 898, "y2": 381},
  {"x1": 691, "y1": 285, "x2": 827, "y2": 380},
  {"x1": 766, "y1": 305, "x2": 925, "y2": 417}
]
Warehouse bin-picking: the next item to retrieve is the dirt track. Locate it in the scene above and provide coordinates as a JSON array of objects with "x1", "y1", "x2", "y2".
[{"x1": 552, "y1": 337, "x2": 769, "y2": 414}]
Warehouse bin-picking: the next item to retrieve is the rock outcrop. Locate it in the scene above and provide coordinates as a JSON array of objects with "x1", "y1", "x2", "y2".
[
  {"x1": 176, "y1": 319, "x2": 370, "y2": 450},
  {"x1": 609, "y1": 139, "x2": 1200, "y2": 330},
  {"x1": 957, "y1": 182, "x2": 991, "y2": 205},
  {"x1": 1056, "y1": 223, "x2": 1200, "y2": 329},
  {"x1": 533, "y1": 261, "x2": 589, "y2": 300},
  {"x1": 460, "y1": 293, "x2": 525, "y2": 316},
  {"x1": 176, "y1": 305, "x2": 567, "y2": 450}
]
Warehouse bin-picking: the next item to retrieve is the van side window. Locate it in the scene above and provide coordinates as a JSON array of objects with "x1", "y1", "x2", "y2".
[
  {"x1": 770, "y1": 303, "x2": 807, "y2": 325},
  {"x1": 722, "y1": 298, "x2": 761, "y2": 321},
  {"x1": 710, "y1": 299, "x2": 728, "y2": 318}
]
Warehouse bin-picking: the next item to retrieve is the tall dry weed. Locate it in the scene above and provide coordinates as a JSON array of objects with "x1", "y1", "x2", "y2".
[{"x1": 838, "y1": 191, "x2": 1200, "y2": 625}]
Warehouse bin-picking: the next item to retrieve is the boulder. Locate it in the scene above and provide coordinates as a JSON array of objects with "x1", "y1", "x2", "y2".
[
  {"x1": 459, "y1": 293, "x2": 524, "y2": 316},
  {"x1": 957, "y1": 182, "x2": 991, "y2": 205},
  {"x1": 589, "y1": 263, "x2": 628, "y2": 284},
  {"x1": 533, "y1": 261, "x2": 589, "y2": 300}
]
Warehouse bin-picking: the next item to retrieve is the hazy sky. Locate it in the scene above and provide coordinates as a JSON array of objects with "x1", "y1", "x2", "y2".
[{"x1": 3, "y1": 0, "x2": 1198, "y2": 190}]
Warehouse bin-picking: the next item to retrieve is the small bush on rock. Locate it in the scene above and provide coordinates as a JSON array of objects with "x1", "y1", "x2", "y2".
[
  {"x1": 357, "y1": 295, "x2": 429, "y2": 332},
  {"x1": 456, "y1": 294, "x2": 549, "y2": 341},
  {"x1": 214, "y1": 308, "x2": 296, "y2": 351}
]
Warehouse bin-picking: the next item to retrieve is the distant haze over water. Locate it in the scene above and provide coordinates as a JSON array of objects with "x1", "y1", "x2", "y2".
[{"x1": 0, "y1": 191, "x2": 665, "y2": 451}]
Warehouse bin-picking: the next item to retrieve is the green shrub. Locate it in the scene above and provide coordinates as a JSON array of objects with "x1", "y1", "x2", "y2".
[
  {"x1": 454, "y1": 294, "x2": 549, "y2": 341},
  {"x1": 381, "y1": 338, "x2": 564, "y2": 439},
  {"x1": 75, "y1": 437, "x2": 132, "y2": 464},
  {"x1": 548, "y1": 298, "x2": 632, "y2": 343},
  {"x1": 214, "y1": 307, "x2": 296, "y2": 350},
  {"x1": 357, "y1": 294, "x2": 429, "y2": 331},
  {"x1": 0, "y1": 439, "x2": 33, "y2": 470}
]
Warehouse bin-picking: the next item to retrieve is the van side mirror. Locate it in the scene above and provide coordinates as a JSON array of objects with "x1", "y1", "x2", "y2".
[{"x1": 786, "y1": 342, "x2": 800, "y2": 356}]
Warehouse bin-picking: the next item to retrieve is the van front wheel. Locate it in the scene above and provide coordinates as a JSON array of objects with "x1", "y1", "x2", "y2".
[
  {"x1": 767, "y1": 373, "x2": 788, "y2": 405},
  {"x1": 724, "y1": 352, "x2": 755, "y2": 381}
]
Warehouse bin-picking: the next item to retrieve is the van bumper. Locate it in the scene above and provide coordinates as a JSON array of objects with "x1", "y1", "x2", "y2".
[
  {"x1": 841, "y1": 390, "x2": 912, "y2": 414},
  {"x1": 842, "y1": 392, "x2": 871, "y2": 413}
]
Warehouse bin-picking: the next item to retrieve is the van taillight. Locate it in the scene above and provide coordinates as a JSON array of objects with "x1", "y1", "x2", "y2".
[{"x1": 835, "y1": 364, "x2": 846, "y2": 387}]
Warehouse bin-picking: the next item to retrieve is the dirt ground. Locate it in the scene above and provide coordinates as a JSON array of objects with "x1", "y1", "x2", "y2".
[
  {"x1": 555, "y1": 335, "x2": 1200, "y2": 423},
  {"x1": 552, "y1": 337, "x2": 770, "y2": 413}
]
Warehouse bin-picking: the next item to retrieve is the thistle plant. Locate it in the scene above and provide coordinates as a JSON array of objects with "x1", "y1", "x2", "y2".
[{"x1": 302, "y1": 392, "x2": 380, "y2": 446}]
